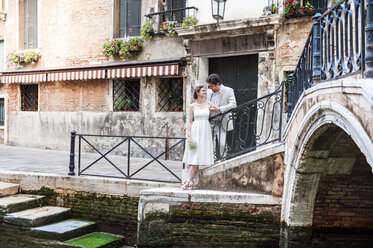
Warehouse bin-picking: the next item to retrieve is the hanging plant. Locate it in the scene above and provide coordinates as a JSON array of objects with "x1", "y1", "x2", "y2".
[
  {"x1": 103, "y1": 38, "x2": 143, "y2": 60},
  {"x1": 9, "y1": 52, "x2": 24, "y2": 64},
  {"x1": 140, "y1": 22, "x2": 154, "y2": 40},
  {"x1": 181, "y1": 17, "x2": 198, "y2": 29},
  {"x1": 24, "y1": 50, "x2": 40, "y2": 64}
]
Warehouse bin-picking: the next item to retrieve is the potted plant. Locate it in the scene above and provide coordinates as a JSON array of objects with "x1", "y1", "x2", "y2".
[
  {"x1": 103, "y1": 39, "x2": 124, "y2": 58},
  {"x1": 284, "y1": 0, "x2": 299, "y2": 15},
  {"x1": 165, "y1": 22, "x2": 177, "y2": 37},
  {"x1": 24, "y1": 50, "x2": 40, "y2": 64},
  {"x1": 305, "y1": 1, "x2": 315, "y2": 13},
  {"x1": 9, "y1": 52, "x2": 24, "y2": 67},
  {"x1": 127, "y1": 37, "x2": 143, "y2": 52},
  {"x1": 271, "y1": 4, "x2": 278, "y2": 14},
  {"x1": 140, "y1": 22, "x2": 154, "y2": 40},
  {"x1": 181, "y1": 17, "x2": 198, "y2": 29}
]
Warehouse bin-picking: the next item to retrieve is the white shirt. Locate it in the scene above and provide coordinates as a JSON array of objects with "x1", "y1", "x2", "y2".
[{"x1": 210, "y1": 88, "x2": 222, "y2": 117}]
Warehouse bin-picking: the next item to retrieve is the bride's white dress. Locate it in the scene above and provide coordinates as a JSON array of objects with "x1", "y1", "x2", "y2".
[{"x1": 183, "y1": 108, "x2": 214, "y2": 167}]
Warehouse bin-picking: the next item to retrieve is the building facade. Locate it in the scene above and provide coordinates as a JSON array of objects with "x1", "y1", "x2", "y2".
[{"x1": 0, "y1": 0, "x2": 333, "y2": 153}]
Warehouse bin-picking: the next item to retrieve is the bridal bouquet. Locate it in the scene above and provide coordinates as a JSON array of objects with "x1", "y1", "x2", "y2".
[{"x1": 187, "y1": 140, "x2": 197, "y2": 150}]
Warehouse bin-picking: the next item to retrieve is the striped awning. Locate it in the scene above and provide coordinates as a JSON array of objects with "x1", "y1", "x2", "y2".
[
  {"x1": 47, "y1": 69, "x2": 106, "y2": 82},
  {"x1": 107, "y1": 64, "x2": 178, "y2": 78},
  {"x1": 0, "y1": 62, "x2": 180, "y2": 84},
  {"x1": 1, "y1": 73, "x2": 47, "y2": 84}
]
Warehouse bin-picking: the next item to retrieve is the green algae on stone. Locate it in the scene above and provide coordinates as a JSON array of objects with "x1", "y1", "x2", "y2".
[{"x1": 65, "y1": 232, "x2": 122, "y2": 248}]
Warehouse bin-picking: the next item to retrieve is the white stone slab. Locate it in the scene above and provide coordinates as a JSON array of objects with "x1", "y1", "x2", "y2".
[
  {"x1": 3, "y1": 206, "x2": 71, "y2": 227},
  {"x1": 0, "y1": 194, "x2": 44, "y2": 213},
  {"x1": 140, "y1": 187, "x2": 281, "y2": 205},
  {"x1": 0, "y1": 181, "x2": 20, "y2": 196},
  {"x1": 30, "y1": 219, "x2": 96, "y2": 241}
]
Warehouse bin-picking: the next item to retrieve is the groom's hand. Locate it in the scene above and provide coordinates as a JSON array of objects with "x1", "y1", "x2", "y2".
[{"x1": 209, "y1": 106, "x2": 221, "y2": 113}]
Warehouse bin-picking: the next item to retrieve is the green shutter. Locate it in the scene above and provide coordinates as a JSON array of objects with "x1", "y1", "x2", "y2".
[{"x1": 120, "y1": 0, "x2": 141, "y2": 37}]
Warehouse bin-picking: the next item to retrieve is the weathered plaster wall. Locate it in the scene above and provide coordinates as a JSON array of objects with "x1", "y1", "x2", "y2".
[{"x1": 198, "y1": 152, "x2": 284, "y2": 196}]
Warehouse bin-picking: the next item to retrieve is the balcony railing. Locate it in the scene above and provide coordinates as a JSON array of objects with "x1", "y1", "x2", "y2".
[
  {"x1": 145, "y1": 7, "x2": 198, "y2": 35},
  {"x1": 287, "y1": 0, "x2": 372, "y2": 120},
  {"x1": 263, "y1": 0, "x2": 330, "y2": 17}
]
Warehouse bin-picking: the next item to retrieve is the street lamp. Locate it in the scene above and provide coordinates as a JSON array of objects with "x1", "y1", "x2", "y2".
[{"x1": 211, "y1": 0, "x2": 226, "y2": 24}]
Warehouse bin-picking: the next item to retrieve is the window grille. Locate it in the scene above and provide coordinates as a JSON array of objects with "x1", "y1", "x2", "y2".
[
  {"x1": 113, "y1": 79, "x2": 140, "y2": 111},
  {"x1": 0, "y1": 98, "x2": 4, "y2": 126},
  {"x1": 21, "y1": 84, "x2": 38, "y2": 111},
  {"x1": 158, "y1": 78, "x2": 183, "y2": 112}
]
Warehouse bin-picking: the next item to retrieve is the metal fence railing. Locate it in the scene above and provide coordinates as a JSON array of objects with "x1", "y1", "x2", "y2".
[
  {"x1": 210, "y1": 82, "x2": 284, "y2": 162},
  {"x1": 287, "y1": 0, "x2": 372, "y2": 120},
  {"x1": 68, "y1": 131, "x2": 186, "y2": 183}
]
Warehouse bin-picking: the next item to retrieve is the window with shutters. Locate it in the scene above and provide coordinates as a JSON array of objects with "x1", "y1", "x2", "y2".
[
  {"x1": 0, "y1": 98, "x2": 4, "y2": 127},
  {"x1": 19, "y1": 0, "x2": 38, "y2": 50},
  {"x1": 114, "y1": 0, "x2": 141, "y2": 38},
  {"x1": 21, "y1": 84, "x2": 38, "y2": 111}
]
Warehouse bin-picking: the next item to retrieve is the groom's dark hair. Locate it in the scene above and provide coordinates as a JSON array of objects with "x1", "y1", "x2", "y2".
[{"x1": 206, "y1": 73, "x2": 221, "y2": 85}]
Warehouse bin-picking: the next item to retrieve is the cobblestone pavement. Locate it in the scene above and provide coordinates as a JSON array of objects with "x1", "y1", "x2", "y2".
[{"x1": 0, "y1": 145, "x2": 183, "y2": 183}]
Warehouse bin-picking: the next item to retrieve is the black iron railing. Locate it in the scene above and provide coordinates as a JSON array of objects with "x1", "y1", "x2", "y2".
[
  {"x1": 68, "y1": 131, "x2": 186, "y2": 183},
  {"x1": 145, "y1": 7, "x2": 198, "y2": 34},
  {"x1": 287, "y1": 0, "x2": 373, "y2": 120},
  {"x1": 210, "y1": 82, "x2": 284, "y2": 161}
]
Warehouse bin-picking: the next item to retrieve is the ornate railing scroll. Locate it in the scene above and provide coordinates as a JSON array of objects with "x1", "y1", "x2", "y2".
[
  {"x1": 288, "y1": 0, "x2": 368, "y2": 120},
  {"x1": 209, "y1": 82, "x2": 284, "y2": 162}
]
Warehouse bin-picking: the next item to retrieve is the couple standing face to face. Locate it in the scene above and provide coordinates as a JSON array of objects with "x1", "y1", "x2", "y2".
[{"x1": 195, "y1": 73, "x2": 222, "y2": 99}]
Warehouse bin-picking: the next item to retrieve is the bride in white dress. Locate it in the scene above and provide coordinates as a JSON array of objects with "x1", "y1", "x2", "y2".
[{"x1": 182, "y1": 86, "x2": 215, "y2": 190}]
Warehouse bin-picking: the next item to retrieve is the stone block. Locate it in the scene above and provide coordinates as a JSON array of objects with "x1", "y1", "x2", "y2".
[
  {"x1": 3, "y1": 206, "x2": 71, "y2": 227},
  {"x1": 30, "y1": 219, "x2": 96, "y2": 241},
  {"x1": 0, "y1": 194, "x2": 45, "y2": 213},
  {"x1": 0, "y1": 182, "x2": 20, "y2": 196}
]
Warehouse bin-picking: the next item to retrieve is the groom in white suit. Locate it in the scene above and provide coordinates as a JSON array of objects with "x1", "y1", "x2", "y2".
[{"x1": 206, "y1": 74, "x2": 237, "y2": 158}]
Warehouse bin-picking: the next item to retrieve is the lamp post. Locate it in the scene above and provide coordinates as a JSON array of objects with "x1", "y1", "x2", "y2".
[{"x1": 211, "y1": 0, "x2": 226, "y2": 25}]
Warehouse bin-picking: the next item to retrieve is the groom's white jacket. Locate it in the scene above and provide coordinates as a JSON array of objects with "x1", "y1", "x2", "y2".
[{"x1": 206, "y1": 85, "x2": 237, "y2": 131}]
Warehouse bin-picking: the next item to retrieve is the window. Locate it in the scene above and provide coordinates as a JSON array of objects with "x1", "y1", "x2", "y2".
[
  {"x1": 157, "y1": 78, "x2": 183, "y2": 112},
  {"x1": 115, "y1": 0, "x2": 141, "y2": 38},
  {"x1": 20, "y1": 0, "x2": 38, "y2": 50},
  {"x1": 166, "y1": 0, "x2": 185, "y2": 24},
  {"x1": 0, "y1": 98, "x2": 4, "y2": 126},
  {"x1": 21, "y1": 84, "x2": 38, "y2": 111},
  {"x1": 113, "y1": 79, "x2": 140, "y2": 111}
]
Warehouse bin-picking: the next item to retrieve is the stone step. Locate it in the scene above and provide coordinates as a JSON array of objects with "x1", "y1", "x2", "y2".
[
  {"x1": 64, "y1": 232, "x2": 123, "y2": 247},
  {"x1": 0, "y1": 182, "x2": 20, "y2": 196},
  {"x1": 30, "y1": 219, "x2": 96, "y2": 241},
  {"x1": 3, "y1": 206, "x2": 71, "y2": 227},
  {"x1": 0, "y1": 194, "x2": 45, "y2": 214}
]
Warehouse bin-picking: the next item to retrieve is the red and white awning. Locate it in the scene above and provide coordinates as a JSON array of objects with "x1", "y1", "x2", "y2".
[
  {"x1": 107, "y1": 64, "x2": 179, "y2": 78},
  {"x1": 0, "y1": 62, "x2": 180, "y2": 84},
  {"x1": 47, "y1": 69, "x2": 106, "y2": 81},
  {"x1": 1, "y1": 73, "x2": 47, "y2": 84}
]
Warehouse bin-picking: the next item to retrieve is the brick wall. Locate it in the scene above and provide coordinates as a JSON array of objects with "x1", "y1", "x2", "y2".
[
  {"x1": 139, "y1": 202, "x2": 281, "y2": 247},
  {"x1": 312, "y1": 156, "x2": 373, "y2": 228},
  {"x1": 40, "y1": 80, "x2": 110, "y2": 112}
]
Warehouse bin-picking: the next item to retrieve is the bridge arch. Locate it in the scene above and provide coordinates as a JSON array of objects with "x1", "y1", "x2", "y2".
[{"x1": 282, "y1": 100, "x2": 373, "y2": 228}]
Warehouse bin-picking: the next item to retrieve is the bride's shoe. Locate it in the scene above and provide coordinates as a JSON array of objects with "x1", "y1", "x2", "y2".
[{"x1": 181, "y1": 180, "x2": 193, "y2": 190}]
